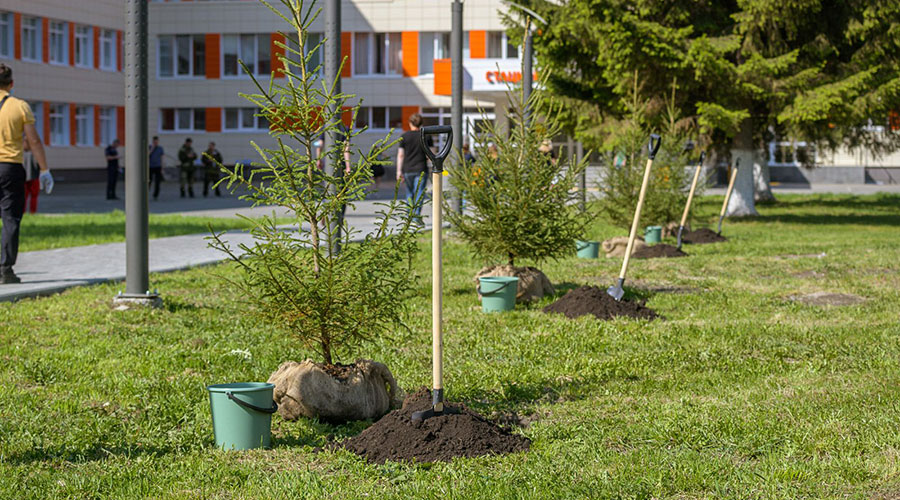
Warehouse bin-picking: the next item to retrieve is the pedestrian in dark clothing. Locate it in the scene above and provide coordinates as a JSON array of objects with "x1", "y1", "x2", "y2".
[
  {"x1": 148, "y1": 135, "x2": 164, "y2": 200},
  {"x1": 105, "y1": 139, "x2": 121, "y2": 200},
  {"x1": 201, "y1": 141, "x2": 222, "y2": 197},
  {"x1": 178, "y1": 137, "x2": 197, "y2": 198},
  {"x1": 0, "y1": 63, "x2": 52, "y2": 284},
  {"x1": 396, "y1": 113, "x2": 431, "y2": 217}
]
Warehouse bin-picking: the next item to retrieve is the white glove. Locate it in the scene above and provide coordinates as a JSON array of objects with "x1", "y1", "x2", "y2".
[{"x1": 39, "y1": 171, "x2": 54, "y2": 194}]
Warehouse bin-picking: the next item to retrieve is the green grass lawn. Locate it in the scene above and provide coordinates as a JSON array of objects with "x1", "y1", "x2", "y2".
[
  {"x1": 1, "y1": 193, "x2": 899, "y2": 499},
  {"x1": 11, "y1": 211, "x2": 259, "y2": 252}
]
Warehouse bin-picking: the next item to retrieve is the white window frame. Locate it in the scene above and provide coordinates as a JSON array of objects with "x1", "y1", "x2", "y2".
[
  {"x1": 353, "y1": 106, "x2": 402, "y2": 131},
  {"x1": 28, "y1": 101, "x2": 43, "y2": 142},
  {"x1": 21, "y1": 16, "x2": 41, "y2": 62},
  {"x1": 767, "y1": 140, "x2": 818, "y2": 167},
  {"x1": 157, "y1": 34, "x2": 205, "y2": 79},
  {"x1": 49, "y1": 20, "x2": 68, "y2": 65},
  {"x1": 486, "y1": 31, "x2": 519, "y2": 60},
  {"x1": 75, "y1": 105, "x2": 93, "y2": 146},
  {"x1": 0, "y1": 12, "x2": 13, "y2": 59},
  {"x1": 74, "y1": 25, "x2": 92, "y2": 68},
  {"x1": 221, "y1": 34, "x2": 270, "y2": 79},
  {"x1": 49, "y1": 104, "x2": 69, "y2": 147},
  {"x1": 100, "y1": 29, "x2": 116, "y2": 71},
  {"x1": 351, "y1": 32, "x2": 402, "y2": 78},
  {"x1": 158, "y1": 108, "x2": 206, "y2": 133},
  {"x1": 222, "y1": 107, "x2": 269, "y2": 132},
  {"x1": 99, "y1": 106, "x2": 116, "y2": 147},
  {"x1": 418, "y1": 32, "x2": 450, "y2": 76},
  {"x1": 285, "y1": 32, "x2": 323, "y2": 77}
]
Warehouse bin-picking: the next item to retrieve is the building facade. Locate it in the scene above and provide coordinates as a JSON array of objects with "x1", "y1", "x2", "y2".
[{"x1": 0, "y1": 0, "x2": 897, "y2": 184}]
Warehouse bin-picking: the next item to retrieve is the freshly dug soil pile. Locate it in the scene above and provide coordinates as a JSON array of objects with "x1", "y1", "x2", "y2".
[
  {"x1": 682, "y1": 228, "x2": 727, "y2": 244},
  {"x1": 788, "y1": 292, "x2": 865, "y2": 306},
  {"x1": 335, "y1": 389, "x2": 530, "y2": 464},
  {"x1": 542, "y1": 286, "x2": 658, "y2": 320},
  {"x1": 632, "y1": 244, "x2": 687, "y2": 259}
]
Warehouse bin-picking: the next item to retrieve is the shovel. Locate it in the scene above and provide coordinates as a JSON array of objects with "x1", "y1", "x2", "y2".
[
  {"x1": 607, "y1": 134, "x2": 662, "y2": 302},
  {"x1": 676, "y1": 150, "x2": 706, "y2": 250},
  {"x1": 717, "y1": 158, "x2": 740, "y2": 235},
  {"x1": 411, "y1": 125, "x2": 457, "y2": 423}
]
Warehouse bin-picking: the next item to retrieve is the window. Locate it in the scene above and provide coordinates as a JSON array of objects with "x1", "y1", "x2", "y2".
[
  {"x1": 222, "y1": 34, "x2": 270, "y2": 77},
  {"x1": 75, "y1": 105, "x2": 93, "y2": 146},
  {"x1": 49, "y1": 21, "x2": 67, "y2": 65},
  {"x1": 223, "y1": 108, "x2": 268, "y2": 131},
  {"x1": 352, "y1": 32, "x2": 402, "y2": 76},
  {"x1": 49, "y1": 104, "x2": 68, "y2": 146},
  {"x1": 768, "y1": 141, "x2": 817, "y2": 167},
  {"x1": 22, "y1": 17, "x2": 40, "y2": 61},
  {"x1": 419, "y1": 32, "x2": 450, "y2": 75},
  {"x1": 0, "y1": 12, "x2": 12, "y2": 59},
  {"x1": 353, "y1": 107, "x2": 402, "y2": 130},
  {"x1": 284, "y1": 33, "x2": 323, "y2": 76},
  {"x1": 486, "y1": 31, "x2": 518, "y2": 59},
  {"x1": 28, "y1": 102, "x2": 43, "y2": 141},
  {"x1": 74, "y1": 25, "x2": 92, "y2": 67},
  {"x1": 158, "y1": 35, "x2": 205, "y2": 77},
  {"x1": 159, "y1": 108, "x2": 206, "y2": 132},
  {"x1": 99, "y1": 107, "x2": 116, "y2": 146},
  {"x1": 100, "y1": 29, "x2": 116, "y2": 70}
]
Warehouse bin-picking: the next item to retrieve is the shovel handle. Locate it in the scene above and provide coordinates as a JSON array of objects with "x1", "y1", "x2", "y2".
[
  {"x1": 719, "y1": 158, "x2": 740, "y2": 218},
  {"x1": 619, "y1": 135, "x2": 661, "y2": 280},
  {"x1": 679, "y1": 151, "x2": 705, "y2": 228},
  {"x1": 421, "y1": 126, "x2": 453, "y2": 173}
]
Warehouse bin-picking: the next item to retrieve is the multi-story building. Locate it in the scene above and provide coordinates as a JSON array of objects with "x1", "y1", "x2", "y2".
[{"x1": 0, "y1": 0, "x2": 897, "y2": 184}]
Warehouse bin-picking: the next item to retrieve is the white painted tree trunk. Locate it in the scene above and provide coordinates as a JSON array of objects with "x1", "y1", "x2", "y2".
[
  {"x1": 727, "y1": 148, "x2": 758, "y2": 216},
  {"x1": 754, "y1": 154, "x2": 776, "y2": 203}
]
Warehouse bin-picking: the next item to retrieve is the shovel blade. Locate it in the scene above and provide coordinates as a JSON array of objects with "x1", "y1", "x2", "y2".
[
  {"x1": 607, "y1": 281, "x2": 625, "y2": 302},
  {"x1": 676, "y1": 225, "x2": 685, "y2": 250}
]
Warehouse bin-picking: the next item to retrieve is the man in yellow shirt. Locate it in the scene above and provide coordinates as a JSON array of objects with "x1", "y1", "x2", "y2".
[{"x1": 0, "y1": 64, "x2": 51, "y2": 284}]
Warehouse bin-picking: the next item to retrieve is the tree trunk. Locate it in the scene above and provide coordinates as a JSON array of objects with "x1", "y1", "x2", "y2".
[
  {"x1": 753, "y1": 154, "x2": 776, "y2": 203},
  {"x1": 727, "y1": 119, "x2": 759, "y2": 216}
]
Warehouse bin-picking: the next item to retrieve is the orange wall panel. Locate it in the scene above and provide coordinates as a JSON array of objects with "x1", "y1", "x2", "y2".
[
  {"x1": 340, "y1": 32, "x2": 352, "y2": 78},
  {"x1": 469, "y1": 30, "x2": 486, "y2": 59},
  {"x1": 433, "y1": 58, "x2": 451, "y2": 96},
  {"x1": 13, "y1": 13, "x2": 20, "y2": 60},
  {"x1": 69, "y1": 104, "x2": 77, "y2": 146},
  {"x1": 401, "y1": 106, "x2": 419, "y2": 131},
  {"x1": 401, "y1": 31, "x2": 418, "y2": 77},
  {"x1": 206, "y1": 107, "x2": 222, "y2": 132},
  {"x1": 271, "y1": 33, "x2": 285, "y2": 78},
  {"x1": 116, "y1": 31, "x2": 123, "y2": 71},
  {"x1": 116, "y1": 106, "x2": 125, "y2": 145},
  {"x1": 94, "y1": 106, "x2": 101, "y2": 146},
  {"x1": 205, "y1": 34, "x2": 220, "y2": 79},
  {"x1": 68, "y1": 22, "x2": 75, "y2": 66},
  {"x1": 43, "y1": 102, "x2": 50, "y2": 146},
  {"x1": 93, "y1": 27, "x2": 100, "y2": 69},
  {"x1": 41, "y1": 18, "x2": 49, "y2": 63},
  {"x1": 341, "y1": 106, "x2": 353, "y2": 128}
]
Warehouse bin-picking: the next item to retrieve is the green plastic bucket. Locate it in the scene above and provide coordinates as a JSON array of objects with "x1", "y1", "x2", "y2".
[
  {"x1": 575, "y1": 240, "x2": 600, "y2": 259},
  {"x1": 207, "y1": 382, "x2": 278, "y2": 450},
  {"x1": 644, "y1": 226, "x2": 662, "y2": 244},
  {"x1": 479, "y1": 276, "x2": 518, "y2": 312}
]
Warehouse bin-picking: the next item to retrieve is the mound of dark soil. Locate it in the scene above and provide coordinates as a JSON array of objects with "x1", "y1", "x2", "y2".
[
  {"x1": 682, "y1": 228, "x2": 727, "y2": 244},
  {"x1": 542, "y1": 286, "x2": 657, "y2": 320},
  {"x1": 632, "y1": 244, "x2": 687, "y2": 259},
  {"x1": 335, "y1": 389, "x2": 530, "y2": 464}
]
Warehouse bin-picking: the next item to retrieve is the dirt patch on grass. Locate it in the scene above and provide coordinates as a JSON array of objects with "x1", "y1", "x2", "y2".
[
  {"x1": 682, "y1": 228, "x2": 727, "y2": 244},
  {"x1": 542, "y1": 286, "x2": 658, "y2": 320},
  {"x1": 334, "y1": 389, "x2": 530, "y2": 464},
  {"x1": 776, "y1": 252, "x2": 827, "y2": 260},
  {"x1": 632, "y1": 244, "x2": 688, "y2": 259},
  {"x1": 788, "y1": 292, "x2": 865, "y2": 306},
  {"x1": 792, "y1": 270, "x2": 826, "y2": 279}
]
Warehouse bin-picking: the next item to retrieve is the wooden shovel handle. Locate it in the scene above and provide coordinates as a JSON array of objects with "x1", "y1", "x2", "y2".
[
  {"x1": 432, "y1": 171, "x2": 443, "y2": 393},
  {"x1": 619, "y1": 152, "x2": 657, "y2": 280},
  {"x1": 719, "y1": 160, "x2": 740, "y2": 218},
  {"x1": 679, "y1": 151, "x2": 705, "y2": 228}
]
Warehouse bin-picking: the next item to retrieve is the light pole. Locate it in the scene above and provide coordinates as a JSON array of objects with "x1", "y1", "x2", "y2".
[
  {"x1": 116, "y1": 0, "x2": 159, "y2": 308},
  {"x1": 450, "y1": 0, "x2": 464, "y2": 214},
  {"x1": 502, "y1": 1, "x2": 546, "y2": 119},
  {"x1": 323, "y1": 0, "x2": 343, "y2": 251}
]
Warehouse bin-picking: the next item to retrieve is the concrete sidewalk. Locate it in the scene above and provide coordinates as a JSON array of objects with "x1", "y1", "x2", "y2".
[{"x1": 1, "y1": 199, "x2": 432, "y2": 303}]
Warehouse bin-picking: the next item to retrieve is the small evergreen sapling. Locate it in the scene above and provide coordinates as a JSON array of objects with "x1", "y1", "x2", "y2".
[{"x1": 208, "y1": 0, "x2": 421, "y2": 366}]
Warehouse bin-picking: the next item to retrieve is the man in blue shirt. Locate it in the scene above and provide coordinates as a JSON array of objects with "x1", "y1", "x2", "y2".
[
  {"x1": 148, "y1": 136, "x2": 164, "y2": 200},
  {"x1": 105, "y1": 139, "x2": 121, "y2": 200}
]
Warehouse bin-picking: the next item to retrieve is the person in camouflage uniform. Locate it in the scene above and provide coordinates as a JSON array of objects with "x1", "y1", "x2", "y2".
[
  {"x1": 177, "y1": 137, "x2": 197, "y2": 198},
  {"x1": 201, "y1": 141, "x2": 222, "y2": 197}
]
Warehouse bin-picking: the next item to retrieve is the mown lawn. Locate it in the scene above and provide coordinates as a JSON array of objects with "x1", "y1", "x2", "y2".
[
  {"x1": 1, "y1": 193, "x2": 899, "y2": 499},
  {"x1": 10, "y1": 211, "x2": 258, "y2": 252}
]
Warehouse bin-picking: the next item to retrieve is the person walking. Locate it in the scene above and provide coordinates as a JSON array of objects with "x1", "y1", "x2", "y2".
[
  {"x1": 396, "y1": 113, "x2": 431, "y2": 218},
  {"x1": 105, "y1": 139, "x2": 121, "y2": 200},
  {"x1": 201, "y1": 141, "x2": 222, "y2": 197},
  {"x1": 0, "y1": 64, "x2": 51, "y2": 284},
  {"x1": 23, "y1": 137, "x2": 40, "y2": 213},
  {"x1": 148, "y1": 135, "x2": 164, "y2": 200},
  {"x1": 178, "y1": 137, "x2": 197, "y2": 198}
]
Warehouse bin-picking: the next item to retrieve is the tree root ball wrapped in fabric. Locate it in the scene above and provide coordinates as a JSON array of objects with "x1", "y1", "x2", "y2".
[
  {"x1": 543, "y1": 286, "x2": 658, "y2": 320},
  {"x1": 334, "y1": 389, "x2": 530, "y2": 464},
  {"x1": 682, "y1": 228, "x2": 727, "y2": 244},
  {"x1": 474, "y1": 265, "x2": 554, "y2": 303},
  {"x1": 632, "y1": 244, "x2": 687, "y2": 259},
  {"x1": 602, "y1": 236, "x2": 647, "y2": 258},
  {"x1": 268, "y1": 360, "x2": 404, "y2": 423}
]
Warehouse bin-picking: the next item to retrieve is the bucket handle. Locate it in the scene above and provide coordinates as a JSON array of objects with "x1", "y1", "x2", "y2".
[
  {"x1": 227, "y1": 391, "x2": 278, "y2": 414},
  {"x1": 477, "y1": 279, "x2": 517, "y2": 296}
]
